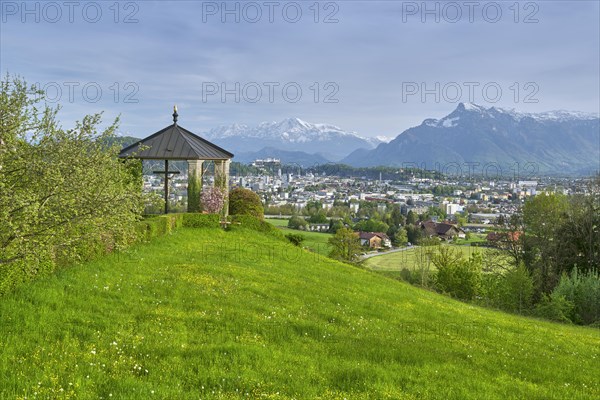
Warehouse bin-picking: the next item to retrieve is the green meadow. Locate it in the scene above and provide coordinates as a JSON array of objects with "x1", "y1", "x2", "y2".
[
  {"x1": 0, "y1": 227, "x2": 598, "y2": 399},
  {"x1": 266, "y1": 218, "x2": 332, "y2": 256},
  {"x1": 364, "y1": 245, "x2": 498, "y2": 272}
]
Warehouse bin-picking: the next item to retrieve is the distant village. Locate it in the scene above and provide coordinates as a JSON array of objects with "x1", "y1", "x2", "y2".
[{"x1": 142, "y1": 158, "x2": 593, "y2": 231}]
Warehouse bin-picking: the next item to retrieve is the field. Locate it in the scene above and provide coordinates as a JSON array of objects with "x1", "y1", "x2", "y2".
[
  {"x1": 364, "y1": 244, "x2": 500, "y2": 272},
  {"x1": 0, "y1": 226, "x2": 598, "y2": 399},
  {"x1": 266, "y1": 218, "x2": 332, "y2": 256}
]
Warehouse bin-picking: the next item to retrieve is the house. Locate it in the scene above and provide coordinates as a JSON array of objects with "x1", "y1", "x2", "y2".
[
  {"x1": 308, "y1": 223, "x2": 329, "y2": 232},
  {"x1": 420, "y1": 220, "x2": 466, "y2": 241},
  {"x1": 486, "y1": 231, "x2": 522, "y2": 247},
  {"x1": 359, "y1": 232, "x2": 391, "y2": 249}
]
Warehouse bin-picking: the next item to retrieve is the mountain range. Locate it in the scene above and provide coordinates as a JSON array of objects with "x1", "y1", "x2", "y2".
[
  {"x1": 342, "y1": 103, "x2": 599, "y2": 174},
  {"x1": 120, "y1": 104, "x2": 599, "y2": 174},
  {"x1": 202, "y1": 117, "x2": 385, "y2": 163}
]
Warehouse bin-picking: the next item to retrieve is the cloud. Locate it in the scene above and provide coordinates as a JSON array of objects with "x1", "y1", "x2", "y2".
[{"x1": 1, "y1": 0, "x2": 598, "y2": 138}]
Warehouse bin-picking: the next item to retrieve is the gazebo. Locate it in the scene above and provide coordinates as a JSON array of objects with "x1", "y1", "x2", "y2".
[{"x1": 119, "y1": 106, "x2": 234, "y2": 215}]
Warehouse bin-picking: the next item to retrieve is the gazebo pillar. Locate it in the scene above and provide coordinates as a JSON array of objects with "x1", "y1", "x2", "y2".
[
  {"x1": 215, "y1": 159, "x2": 231, "y2": 217},
  {"x1": 187, "y1": 160, "x2": 204, "y2": 212}
]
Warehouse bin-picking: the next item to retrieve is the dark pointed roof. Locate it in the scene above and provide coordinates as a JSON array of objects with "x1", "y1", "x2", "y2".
[{"x1": 119, "y1": 110, "x2": 233, "y2": 160}]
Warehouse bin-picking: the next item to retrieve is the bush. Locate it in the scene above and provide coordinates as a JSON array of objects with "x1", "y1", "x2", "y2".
[
  {"x1": 481, "y1": 263, "x2": 534, "y2": 314},
  {"x1": 229, "y1": 188, "x2": 264, "y2": 219},
  {"x1": 307, "y1": 211, "x2": 328, "y2": 224},
  {"x1": 285, "y1": 233, "x2": 305, "y2": 246},
  {"x1": 328, "y1": 228, "x2": 362, "y2": 263},
  {"x1": 200, "y1": 186, "x2": 226, "y2": 214},
  {"x1": 182, "y1": 213, "x2": 220, "y2": 229},
  {"x1": 551, "y1": 269, "x2": 600, "y2": 325},
  {"x1": 0, "y1": 76, "x2": 144, "y2": 296},
  {"x1": 534, "y1": 294, "x2": 574, "y2": 323},
  {"x1": 434, "y1": 248, "x2": 482, "y2": 301},
  {"x1": 288, "y1": 216, "x2": 308, "y2": 230}
]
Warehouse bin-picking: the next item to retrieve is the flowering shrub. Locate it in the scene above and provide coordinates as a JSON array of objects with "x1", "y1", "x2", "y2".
[{"x1": 201, "y1": 186, "x2": 226, "y2": 214}]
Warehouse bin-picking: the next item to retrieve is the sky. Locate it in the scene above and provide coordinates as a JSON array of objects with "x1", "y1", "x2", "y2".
[{"x1": 1, "y1": 0, "x2": 599, "y2": 139}]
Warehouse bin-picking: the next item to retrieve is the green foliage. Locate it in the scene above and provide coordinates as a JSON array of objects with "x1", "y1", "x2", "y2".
[
  {"x1": 307, "y1": 210, "x2": 328, "y2": 224},
  {"x1": 353, "y1": 219, "x2": 389, "y2": 233},
  {"x1": 0, "y1": 75, "x2": 144, "y2": 295},
  {"x1": 406, "y1": 224, "x2": 423, "y2": 245},
  {"x1": 288, "y1": 215, "x2": 308, "y2": 230},
  {"x1": 228, "y1": 188, "x2": 264, "y2": 219},
  {"x1": 328, "y1": 228, "x2": 362, "y2": 263},
  {"x1": 285, "y1": 233, "x2": 305, "y2": 246},
  {"x1": 550, "y1": 269, "x2": 600, "y2": 325},
  {"x1": 481, "y1": 263, "x2": 534, "y2": 314},
  {"x1": 328, "y1": 219, "x2": 345, "y2": 234},
  {"x1": 423, "y1": 206, "x2": 447, "y2": 221},
  {"x1": 534, "y1": 294, "x2": 575, "y2": 323},
  {"x1": 181, "y1": 213, "x2": 220, "y2": 229},
  {"x1": 433, "y1": 248, "x2": 482, "y2": 301},
  {"x1": 134, "y1": 214, "x2": 183, "y2": 242},
  {"x1": 388, "y1": 226, "x2": 408, "y2": 247},
  {"x1": 521, "y1": 186, "x2": 600, "y2": 299},
  {"x1": 406, "y1": 210, "x2": 418, "y2": 225}
]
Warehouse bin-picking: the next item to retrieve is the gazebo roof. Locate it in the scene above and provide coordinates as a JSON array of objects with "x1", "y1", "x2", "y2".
[{"x1": 119, "y1": 108, "x2": 234, "y2": 161}]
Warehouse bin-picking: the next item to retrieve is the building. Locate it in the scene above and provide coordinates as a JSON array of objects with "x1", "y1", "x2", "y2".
[
  {"x1": 359, "y1": 232, "x2": 392, "y2": 248},
  {"x1": 420, "y1": 221, "x2": 466, "y2": 241}
]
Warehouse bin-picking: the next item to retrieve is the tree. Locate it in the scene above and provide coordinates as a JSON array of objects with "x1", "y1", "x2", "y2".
[
  {"x1": 307, "y1": 210, "x2": 328, "y2": 223},
  {"x1": 522, "y1": 193, "x2": 569, "y2": 296},
  {"x1": 328, "y1": 219, "x2": 345, "y2": 234},
  {"x1": 285, "y1": 233, "x2": 305, "y2": 247},
  {"x1": 228, "y1": 188, "x2": 264, "y2": 218},
  {"x1": 328, "y1": 228, "x2": 362, "y2": 263},
  {"x1": 288, "y1": 215, "x2": 308, "y2": 230},
  {"x1": 390, "y1": 204, "x2": 404, "y2": 226},
  {"x1": 0, "y1": 75, "x2": 144, "y2": 293},
  {"x1": 406, "y1": 210, "x2": 418, "y2": 225},
  {"x1": 394, "y1": 227, "x2": 408, "y2": 247},
  {"x1": 354, "y1": 219, "x2": 389, "y2": 233},
  {"x1": 433, "y1": 248, "x2": 482, "y2": 301},
  {"x1": 406, "y1": 224, "x2": 422, "y2": 245},
  {"x1": 200, "y1": 186, "x2": 225, "y2": 214},
  {"x1": 423, "y1": 206, "x2": 446, "y2": 221}
]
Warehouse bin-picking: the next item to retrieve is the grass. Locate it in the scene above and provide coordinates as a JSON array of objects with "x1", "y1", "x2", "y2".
[
  {"x1": 264, "y1": 218, "x2": 289, "y2": 227},
  {"x1": 454, "y1": 233, "x2": 487, "y2": 246},
  {"x1": 266, "y1": 218, "x2": 332, "y2": 256},
  {"x1": 0, "y1": 227, "x2": 598, "y2": 399},
  {"x1": 364, "y1": 244, "x2": 499, "y2": 272}
]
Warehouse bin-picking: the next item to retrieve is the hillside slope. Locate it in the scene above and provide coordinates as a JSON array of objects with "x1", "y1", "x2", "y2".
[{"x1": 0, "y1": 227, "x2": 598, "y2": 399}]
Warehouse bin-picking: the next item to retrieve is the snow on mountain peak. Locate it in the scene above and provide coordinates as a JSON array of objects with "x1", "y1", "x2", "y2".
[
  {"x1": 460, "y1": 102, "x2": 487, "y2": 112},
  {"x1": 452, "y1": 103, "x2": 598, "y2": 122},
  {"x1": 205, "y1": 117, "x2": 370, "y2": 143}
]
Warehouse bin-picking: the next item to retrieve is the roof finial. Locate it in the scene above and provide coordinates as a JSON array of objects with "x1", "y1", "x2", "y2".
[{"x1": 173, "y1": 104, "x2": 178, "y2": 124}]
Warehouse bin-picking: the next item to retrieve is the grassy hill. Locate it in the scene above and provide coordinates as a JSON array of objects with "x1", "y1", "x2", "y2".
[{"x1": 0, "y1": 226, "x2": 598, "y2": 399}]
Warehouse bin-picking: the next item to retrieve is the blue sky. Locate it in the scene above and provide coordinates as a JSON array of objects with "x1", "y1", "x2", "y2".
[{"x1": 1, "y1": 0, "x2": 599, "y2": 139}]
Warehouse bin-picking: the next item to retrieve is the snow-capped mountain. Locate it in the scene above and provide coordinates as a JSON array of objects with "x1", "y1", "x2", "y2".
[
  {"x1": 342, "y1": 103, "x2": 600, "y2": 174},
  {"x1": 203, "y1": 117, "x2": 385, "y2": 161}
]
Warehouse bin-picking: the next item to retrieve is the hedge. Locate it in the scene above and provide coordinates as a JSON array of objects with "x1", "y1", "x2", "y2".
[{"x1": 182, "y1": 213, "x2": 221, "y2": 229}]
